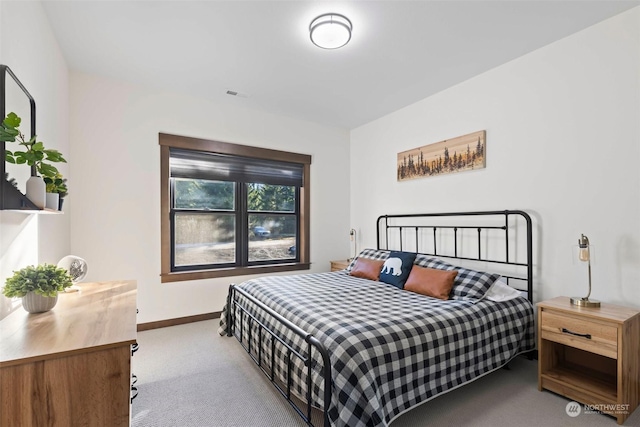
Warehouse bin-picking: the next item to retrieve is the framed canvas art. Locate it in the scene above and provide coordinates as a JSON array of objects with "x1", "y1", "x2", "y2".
[{"x1": 397, "y1": 130, "x2": 486, "y2": 181}]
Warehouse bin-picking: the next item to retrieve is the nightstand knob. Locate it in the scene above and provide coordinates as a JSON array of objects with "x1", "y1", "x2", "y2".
[{"x1": 561, "y1": 328, "x2": 592, "y2": 339}]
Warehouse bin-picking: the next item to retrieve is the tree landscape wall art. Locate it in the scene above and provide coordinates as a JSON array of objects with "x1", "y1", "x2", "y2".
[{"x1": 397, "y1": 130, "x2": 486, "y2": 181}]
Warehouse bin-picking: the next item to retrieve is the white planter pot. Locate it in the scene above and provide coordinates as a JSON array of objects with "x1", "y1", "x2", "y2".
[
  {"x1": 26, "y1": 176, "x2": 46, "y2": 209},
  {"x1": 22, "y1": 291, "x2": 58, "y2": 313},
  {"x1": 46, "y1": 192, "x2": 60, "y2": 210}
]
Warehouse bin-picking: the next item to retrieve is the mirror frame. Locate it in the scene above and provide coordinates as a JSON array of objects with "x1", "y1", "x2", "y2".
[{"x1": 0, "y1": 64, "x2": 38, "y2": 210}]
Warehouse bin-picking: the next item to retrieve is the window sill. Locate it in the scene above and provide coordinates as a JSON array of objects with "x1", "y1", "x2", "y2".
[{"x1": 160, "y1": 262, "x2": 311, "y2": 283}]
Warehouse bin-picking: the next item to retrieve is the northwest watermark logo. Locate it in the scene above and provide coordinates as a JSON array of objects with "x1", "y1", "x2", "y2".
[
  {"x1": 565, "y1": 401, "x2": 630, "y2": 417},
  {"x1": 584, "y1": 403, "x2": 630, "y2": 415},
  {"x1": 565, "y1": 401, "x2": 581, "y2": 417}
]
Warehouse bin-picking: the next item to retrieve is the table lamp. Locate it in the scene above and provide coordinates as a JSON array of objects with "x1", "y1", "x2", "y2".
[
  {"x1": 571, "y1": 234, "x2": 600, "y2": 307},
  {"x1": 349, "y1": 229, "x2": 357, "y2": 261}
]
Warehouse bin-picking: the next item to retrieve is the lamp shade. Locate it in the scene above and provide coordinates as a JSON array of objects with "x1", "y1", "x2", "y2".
[{"x1": 310, "y1": 13, "x2": 352, "y2": 49}]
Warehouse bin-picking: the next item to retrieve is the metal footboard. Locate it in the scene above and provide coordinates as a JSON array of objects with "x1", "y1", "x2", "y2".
[{"x1": 227, "y1": 284, "x2": 332, "y2": 427}]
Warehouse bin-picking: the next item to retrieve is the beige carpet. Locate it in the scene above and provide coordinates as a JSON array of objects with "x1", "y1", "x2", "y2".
[{"x1": 131, "y1": 320, "x2": 640, "y2": 427}]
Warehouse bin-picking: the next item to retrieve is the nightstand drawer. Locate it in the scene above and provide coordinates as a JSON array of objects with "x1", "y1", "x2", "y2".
[
  {"x1": 330, "y1": 260, "x2": 350, "y2": 272},
  {"x1": 540, "y1": 310, "x2": 617, "y2": 358}
]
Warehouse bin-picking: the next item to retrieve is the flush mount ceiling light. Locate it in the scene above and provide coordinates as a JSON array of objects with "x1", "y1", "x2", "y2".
[{"x1": 309, "y1": 13, "x2": 352, "y2": 49}]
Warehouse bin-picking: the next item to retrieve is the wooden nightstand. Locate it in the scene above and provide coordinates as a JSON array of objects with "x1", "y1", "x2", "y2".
[
  {"x1": 538, "y1": 297, "x2": 640, "y2": 424},
  {"x1": 330, "y1": 259, "x2": 350, "y2": 272}
]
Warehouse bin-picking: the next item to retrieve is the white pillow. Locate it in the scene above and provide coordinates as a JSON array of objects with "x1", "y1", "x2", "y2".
[{"x1": 485, "y1": 279, "x2": 525, "y2": 302}]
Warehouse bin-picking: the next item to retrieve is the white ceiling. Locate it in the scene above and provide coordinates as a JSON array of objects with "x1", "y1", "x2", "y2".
[{"x1": 42, "y1": 1, "x2": 639, "y2": 129}]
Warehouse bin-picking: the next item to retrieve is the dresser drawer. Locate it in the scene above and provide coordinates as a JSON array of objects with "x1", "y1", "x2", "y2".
[{"x1": 540, "y1": 310, "x2": 618, "y2": 358}]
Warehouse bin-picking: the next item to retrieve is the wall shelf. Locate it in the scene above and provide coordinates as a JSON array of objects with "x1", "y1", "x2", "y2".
[
  {"x1": 2, "y1": 179, "x2": 62, "y2": 214},
  {"x1": 5, "y1": 208, "x2": 62, "y2": 215}
]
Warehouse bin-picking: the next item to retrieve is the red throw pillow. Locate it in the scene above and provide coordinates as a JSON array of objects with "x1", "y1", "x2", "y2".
[
  {"x1": 349, "y1": 258, "x2": 384, "y2": 281},
  {"x1": 404, "y1": 266, "x2": 458, "y2": 299}
]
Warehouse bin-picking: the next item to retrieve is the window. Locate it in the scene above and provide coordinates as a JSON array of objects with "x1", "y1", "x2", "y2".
[{"x1": 160, "y1": 133, "x2": 311, "y2": 282}]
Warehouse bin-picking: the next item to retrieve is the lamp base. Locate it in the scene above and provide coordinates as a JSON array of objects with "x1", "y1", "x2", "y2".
[{"x1": 570, "y1": 297, "x2": 601, "y2": 308}]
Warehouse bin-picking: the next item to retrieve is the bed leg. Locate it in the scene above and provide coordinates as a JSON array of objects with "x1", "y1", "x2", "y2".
[{"x1": 226, "y1": 284, "x2": 234, "y2": 337}]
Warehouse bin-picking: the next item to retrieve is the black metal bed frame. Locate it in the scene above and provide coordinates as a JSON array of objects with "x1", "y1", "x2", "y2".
[
  {"x1": 226, "y1": 210, "x2": 534, "y2": 427},
  {"x1": 226, "y1": 285, "x2": 332, "y2": 426},
  {"x1": 377, "y1": 210, "x2": 533, "y2": 303}
]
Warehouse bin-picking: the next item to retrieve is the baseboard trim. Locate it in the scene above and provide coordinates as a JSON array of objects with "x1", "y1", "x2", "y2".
[{"x1": 137, "y1": 312, "x2": 221, "y2": 331}]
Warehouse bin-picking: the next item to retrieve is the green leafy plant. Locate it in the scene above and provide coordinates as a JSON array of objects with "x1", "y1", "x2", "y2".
[
  {"x1": 2, "y1": 264, "x2": 73, "y2": 298},
  {"x1": 44, "y1": 172, "x2": 68, "y2": 197},
  {"x1": 1, "y1": 112, "x2": 67, "y2": 178}
]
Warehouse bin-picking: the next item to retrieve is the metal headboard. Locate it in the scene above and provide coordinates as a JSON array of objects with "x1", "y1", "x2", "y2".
[{"x1": 377, "y1": 210, "x2": 533, "y2": 303}]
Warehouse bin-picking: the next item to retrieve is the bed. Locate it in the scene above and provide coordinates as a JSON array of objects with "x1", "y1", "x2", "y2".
[{"x1": 218, "y1": 210, "x2": 536, "y2": 427}]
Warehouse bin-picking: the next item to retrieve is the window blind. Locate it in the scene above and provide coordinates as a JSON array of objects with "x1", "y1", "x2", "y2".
[{"x1": 169, "y1": 148, "x2": 304, "y2": 187}]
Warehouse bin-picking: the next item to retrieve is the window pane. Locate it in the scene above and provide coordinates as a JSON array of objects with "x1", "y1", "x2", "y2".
[
  {"x1": 248, "y1": 215, "x2": 296, "y2": 262},
  {"x1": 174, "y1": 178, "x2": 235, "y2": 210},
  {"x1": 247, "y1": 183, "x2": 295, "y2": 212},
  {"x1": 174, "y1": 213, "x2": 235, "y2": 266}
]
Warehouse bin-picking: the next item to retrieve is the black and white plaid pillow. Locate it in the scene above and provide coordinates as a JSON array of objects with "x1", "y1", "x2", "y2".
[
  {"x1": 449, "y1": 267, "x2": 500, "y2": 301},
  {"x1": 413, "y1": 254, "x2": 498, "y2": 301},
  {"x1": 414, "y1": 254, "x2": 454, "y2": 270},
  {"x1": 346, "y1": 249, "x2": 390, "y2": 272}
]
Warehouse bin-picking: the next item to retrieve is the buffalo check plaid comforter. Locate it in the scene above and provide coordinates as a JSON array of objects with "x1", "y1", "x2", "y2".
[{"x1": 218, "y1": 271, "x2": 535, "y2": 427}]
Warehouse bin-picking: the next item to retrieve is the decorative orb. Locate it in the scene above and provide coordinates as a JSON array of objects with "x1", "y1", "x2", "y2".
[{"x1": 57, "y1": 255, "x2": 88, "y2": 283}]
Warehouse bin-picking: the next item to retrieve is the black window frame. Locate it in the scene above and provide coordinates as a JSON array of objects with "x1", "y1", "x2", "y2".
[
  {"x1": 160, "y1": 133, "x2": 311, "y2": 283},
  {"x1": 170, "y1": 179, "x2": 301, "y2": 272}
]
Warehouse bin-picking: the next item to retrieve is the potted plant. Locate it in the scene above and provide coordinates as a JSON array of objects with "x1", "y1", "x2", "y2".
[
  {"x1": 2, "y1": 264, "x2": 73, "y2": 313},
  {"x1": 1, "y1": 112, "x2": 67, "y2": 208},
  {"x1": 44, "y1": 172, "x2": 68, "y2": 211}
]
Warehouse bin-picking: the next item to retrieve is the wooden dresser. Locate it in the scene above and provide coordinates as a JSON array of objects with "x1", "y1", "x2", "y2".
[
  {"x1": 0, "y1": 280, "x2": 137, "y2": 427},
  {"x1": 538, "y1": 296, "x2": 640, "y2": 424}
]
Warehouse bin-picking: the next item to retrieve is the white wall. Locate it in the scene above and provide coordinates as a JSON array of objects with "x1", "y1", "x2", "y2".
[
  {"x1": 350, "y1": 8, "x2": 640, "y2": 308},
  {"x1": 6, "y1": 3, "x2": 636, "y2": 322},
  {"x1": 0, "y1": 1, "x2": 70, "y2": 318},
  {"x1": 69, "y1": 73, "x2": 351, "y2": 323}
]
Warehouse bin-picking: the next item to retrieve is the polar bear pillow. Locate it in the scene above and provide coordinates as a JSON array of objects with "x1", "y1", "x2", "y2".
[{"x1": 378, "y1": 250, "x2": 416, "y2": 289}]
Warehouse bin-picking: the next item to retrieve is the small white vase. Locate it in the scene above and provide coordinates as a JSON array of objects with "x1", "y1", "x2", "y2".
[
  {"x1": 26, "y1": 176, "x2": 46, "y2": 209},
  {"x1": 46, "y1": 192, "x2": 60, "y2": 210},
  {"x1": 22, "y1": 292, "x2": 58, "y2": 313}
]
